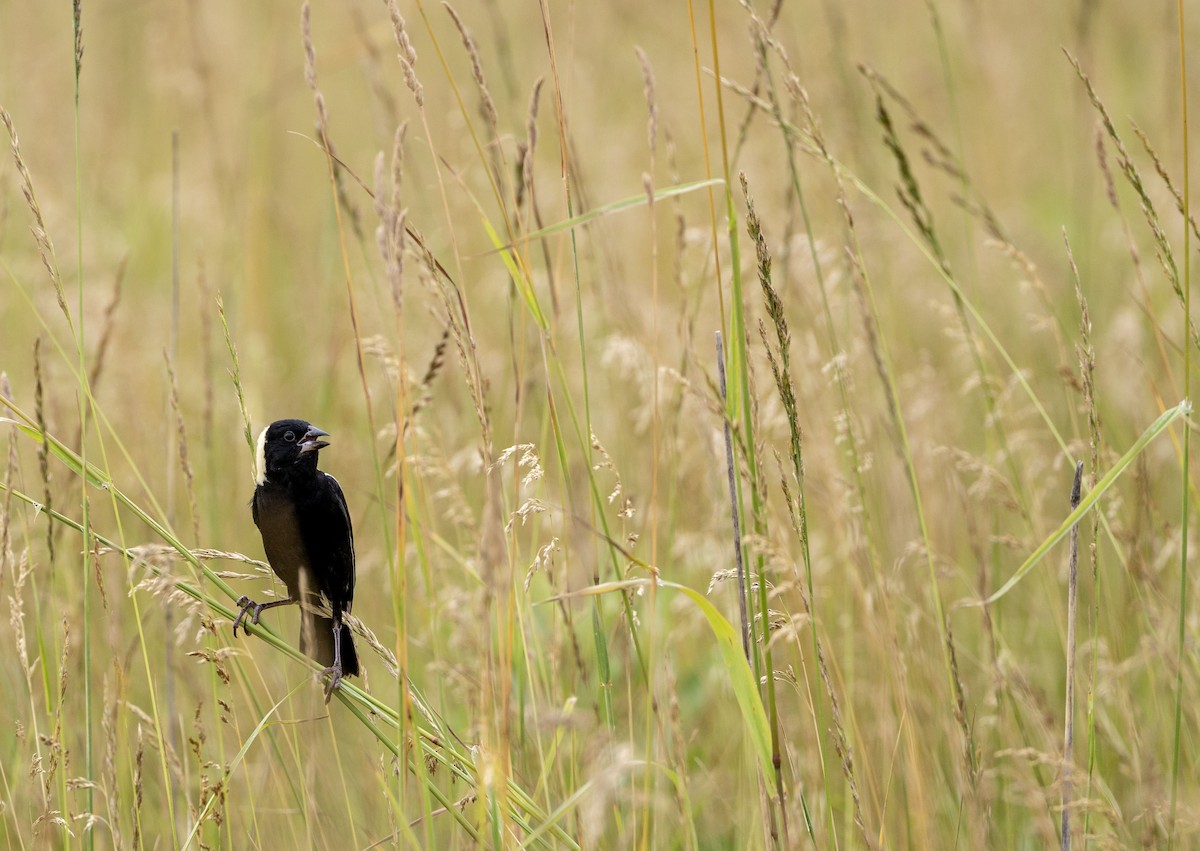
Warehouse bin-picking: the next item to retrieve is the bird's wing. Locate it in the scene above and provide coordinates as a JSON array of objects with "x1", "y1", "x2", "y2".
[{"x1": 307, "y1": 471, "x2": 356, "y2": 609}]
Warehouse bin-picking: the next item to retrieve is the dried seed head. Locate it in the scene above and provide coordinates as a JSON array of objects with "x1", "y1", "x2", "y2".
[
  {"x1": 1, "y1": 107, "x2": 70, "y2": 325},
  {"x1": 445, "y1": 2, "x2": 496, "y2": 132},
  {"x1": 72, "y1": 0, "x2": 84, "y2": 80},
  {"x1": 387, "y1": 0, "x2": 423, "y2": 106},
  {"x1": 519, "y1": 78, "x2": 545, "y2": 208},
  {"x1": 634, "y1": 47, "x2": 657, "y2": 154}
]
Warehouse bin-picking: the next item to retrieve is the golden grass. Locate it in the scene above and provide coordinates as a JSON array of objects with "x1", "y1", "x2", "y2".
[{"x1": 1, "y1": 1, "x2": 1198, "y2": 847}]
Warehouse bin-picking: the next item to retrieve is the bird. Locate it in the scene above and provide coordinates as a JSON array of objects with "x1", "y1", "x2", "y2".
[{"x1": 233, "y1": 418, "x2": 360, "y2": 702}]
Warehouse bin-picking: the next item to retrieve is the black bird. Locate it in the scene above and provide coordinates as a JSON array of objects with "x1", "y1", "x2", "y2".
[{"x1": 233, "y1": 418, "x2": 360, "y2": 701}]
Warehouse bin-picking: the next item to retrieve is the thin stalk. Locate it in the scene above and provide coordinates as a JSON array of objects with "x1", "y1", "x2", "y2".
[
  {"x1": 716, "y1": 332, "x2": 751, "y2": 660},
  {"x1": 740, "y1": 173, "x2": 794, "y2": 848},
  {"x1": 165, "y1": 128, "x2": 181, "y2": 840},
  {"x1": 1069, "y1": 229, "x2": 1103, "y2": 849},
  {"x1": 746, "y1": 37, "x2": 838, "y2": 840},
  {"x1": 926, "y1": 0, "x2": 981, "y2": 288},
  {"x1": 303, "y1": 7, "x2": 394, "y2": 562},
  {"x1": 683, "y1": 0, "x2": 729, "y2": 335},
  {"x1": 847, "y1": 181, "x2": 965, "y2": 804},
  {"x1": 706, "y1": 0, "x2": 781, "y2": 840},
  {"x1": 1168, "y1": 0, "x2": 1190, "y2": 843},
  {"x1": 531, "y1": 0, "x2": 630, "y2": 733},
  {"x1": 1061, "y1": 461, "x2": 1083, "y2": 850},
  {"x1": 70, "y1": 3, "x2": 95, "y2": 847}
]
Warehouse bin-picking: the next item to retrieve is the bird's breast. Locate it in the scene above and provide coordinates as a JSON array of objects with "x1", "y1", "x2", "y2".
[{"x1": 253, "y1": 485, "x2": 310, "y2": 595}]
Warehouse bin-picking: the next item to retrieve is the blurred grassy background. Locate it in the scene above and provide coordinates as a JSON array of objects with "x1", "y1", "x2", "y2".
[{"x1": 1, "y1": 0, "x2": 1198, "y2": 848}]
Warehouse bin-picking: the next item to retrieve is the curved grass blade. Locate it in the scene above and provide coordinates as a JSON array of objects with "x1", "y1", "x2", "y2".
[
  {"x1": 660, "y1": 579, "x2": 774, "y2": 781},
  {"x1": 543, "y1": 577, "x2": 774, "y2": 780},
  {"x1": 479, "y1": 212, "x2": 548, "y2": 330},
  {"x1": 181, "y1": 685, "x2": 303, "y2": 851},
  {"x1": 974, "y1": 400, "x2": 1190, "y2": 607},
  {"x1": 487, "y1": 178, "x2": 724, "y2": 254},
  {"x1": 0, "y1": 417, "x2": 108, "y2": 488}
]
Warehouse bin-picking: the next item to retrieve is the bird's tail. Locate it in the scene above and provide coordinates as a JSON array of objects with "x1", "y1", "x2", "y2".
[{"x1": 300, "y1": 611, "x2": 361, "y2": 677}]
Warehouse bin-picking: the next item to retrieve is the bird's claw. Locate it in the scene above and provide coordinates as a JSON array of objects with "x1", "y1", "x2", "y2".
[
  {"x1": 320, "y1": 663, "x2": 344, "y2": 704},
  {"x1": 232, "y1": 596, "x2": 264, "y2": 637}
]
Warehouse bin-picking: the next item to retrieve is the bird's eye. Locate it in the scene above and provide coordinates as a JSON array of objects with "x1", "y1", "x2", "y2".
[{"x1": 284, "y1": 431, "x2": 296, "y2": 442}]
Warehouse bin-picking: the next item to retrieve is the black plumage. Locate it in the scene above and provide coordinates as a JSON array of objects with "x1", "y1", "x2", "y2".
[{"x1": 233, "y1": 418, "x2": 359, "y2": 701}]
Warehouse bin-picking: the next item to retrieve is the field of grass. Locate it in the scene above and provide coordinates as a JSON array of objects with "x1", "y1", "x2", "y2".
[{"x1": 1, "y1": 0, "x2": 1198, "y2": 847}]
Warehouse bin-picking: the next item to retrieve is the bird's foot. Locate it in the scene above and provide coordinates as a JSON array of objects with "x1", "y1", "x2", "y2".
[
  {"x1": 320, "y1": 663, "x2": 345, "y2": 704},
  {"x1": 232, "y1": 596, "x2": 264, "y2": 637}
]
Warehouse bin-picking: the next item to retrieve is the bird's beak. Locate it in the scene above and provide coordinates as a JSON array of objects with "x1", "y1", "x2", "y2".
[{"x1": 297, "y1": 426, "x2": 331, "y2": 455}]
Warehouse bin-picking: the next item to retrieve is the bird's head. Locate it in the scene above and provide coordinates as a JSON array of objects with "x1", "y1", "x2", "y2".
[{"x1": 255, "y1": 418, "x2": 330, "y2": 485}]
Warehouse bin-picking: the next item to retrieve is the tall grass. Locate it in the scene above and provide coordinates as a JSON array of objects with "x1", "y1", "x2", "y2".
[{"x1": 1, "y1": 1, "x2": 1197, "y2": 847}]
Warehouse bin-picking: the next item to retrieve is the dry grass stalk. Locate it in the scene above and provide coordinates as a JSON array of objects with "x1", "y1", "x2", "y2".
[
  {"x1": 743, "y1": 173, "x2": 818, "y2": 839},
  {"x1": 635, "y1": 47, "x2": 657, "y2": 155},
  {"x1": 351, "y1": 4, "x2": 399, "y2": 131},
  {"x1": 862, "y1": 68, "x2": 1036, "y2": 500},
  {"x1": 741, "y1": 173, "x2": 803, "y2": 502},
  {"x1": 72, "y1": 0, "x2": 83, "y2": 82},
  {"x1": 96, "y1": 544, "x2": 268, "y2": 571},
  {"x1": 1065, "y1": 234, "x2": 1100, "y2": 463},
  {"x1": 444, "y1": 3, "x2": 497, "y2": 135},
  {"x1": 344, "y1": 611, "x2": 400, "y2": 680},
  {"x1": 728, "y1": 0, "x2": 786, "y2": 158},
  {"x1": 132, "y1": 725, "x2": 144, "y2": 850},
  {"x1": 516, "y1": 76, "x2": 560, "y2": 316},
  {"x1": 164, "y1": 351, "x2": 200, "y2": 543},
  {"x1": 408, "y1": 445, "x2": 477, "y2": 537},
  {"x1": 1066, "y1": 52, "x2": 1186, "y2": 314},
  {"x1": 34, "y1": 342, "x2": 56, "y2": 569},
  {"x1": 386, "y1": 0, "x2": 424, "y2": 107},
  {"x1": 862, "y1": 74, "x2": 943, "y2": 264},
  {"x1": 1130, "y1": 122, "x2": 1200, "y2": 244},
  {"x1": 0, "y1": 107, "x2": 71, "y2": 328},
  {"x1": 101, "y1": 664, "x2": 123, "y2": 849},
  {"x1": 945, "y1": 616, "x2": 983, "y2": 806},
  {"x1": 813, "y1": 621, "x2": 875, "y2": 851},
  {"x1": 362, "y1": 334, "x2": 400, "y2": 381},
  {"x1": 1094, "y1": 125, "x2": 1119, "y2": 209},
  {"x1": 1091, "y1": 125, "x2": 1161, "y2": 346},
  {"x1": 301, "y1": 4, "x2": 325, "y2": 143},
  {"x1": 300, "y1": 3, "x2": 361, "y2": 239},
  {"x1": 418, "y1": 244, "x2": 493, "y2": 462},
  {"x1": 7, "y1": 548, "x2": 31, "y2": 684},
  {"x1": 373, "y1": 121, "x2": 408, "y2": 315},
  {"x1": 216, "y1": 292, "x2": 254, "y2": 480},
  {"x1": 128, "y1": 550, "x2": 207, "y2": 646},
  {"x1": 1066, "y1": 230, "x2": 1105, "y2": 841},
  {"x1": 796, "y1": 89, "x2": 965, "y2": 839},
  {"x1": 196, "y1": 261, "x2": 215, "y2": 460},
  {"x1": 89, "y1": 532, "x2": 108, "y2": 611},
  {"x1": 715, "y1": 332, "x2": 751, "y2": 662},
  {"x1": 1061, "y1": 460, "x2": 1085, "y2": 850},
  {"x1": 389, "y1": 123, "x2": 407, "y2": 244},
  {"x1": 409, "y1": 329, "x2": 449, "y2": 420},
  {"x1": 43, "y1": 617, "x2": 71, "y2": 800},
  {"x1": 516, "y1": 77, "x2": 544, "y2": 211},
  {"x1": 861, "y1": 64, "x2": 961, "y2": 185},
  {"x1": 1, "y1": 373, "x2": 19, "y2": 588}
]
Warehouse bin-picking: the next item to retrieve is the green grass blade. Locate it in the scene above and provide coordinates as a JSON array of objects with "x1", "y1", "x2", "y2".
[
  {"x1": 544, "y1": 578, "x2": 774, "y2": 781},
  {"x1": 181, "y1": 686, "x2": 303, "y2": 850},
  {"x1": 488, "y1": 178, "x2": 723, "y2": 252},
  {"x1": 976, "y1": 401, "x2": 1190, "y2": 607}
]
